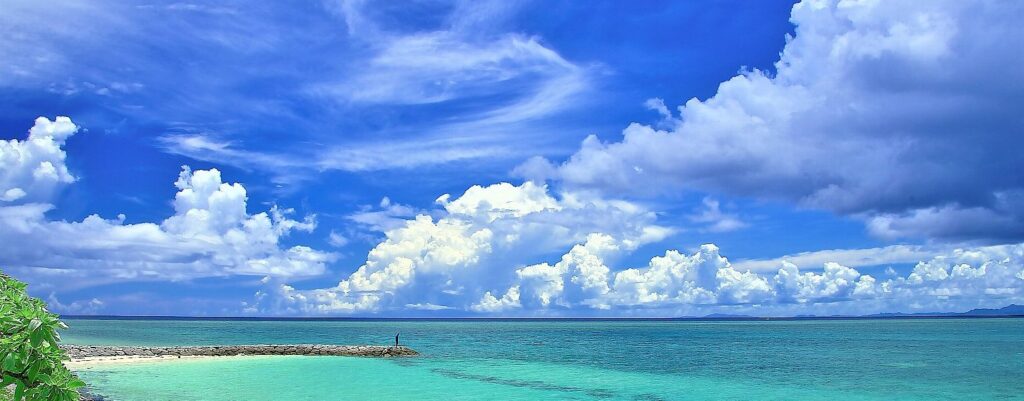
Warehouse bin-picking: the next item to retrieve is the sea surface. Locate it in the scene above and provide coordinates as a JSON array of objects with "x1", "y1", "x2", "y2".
[{"x1": 62, "y1": 318, "x2": 1024, "y2": 401}]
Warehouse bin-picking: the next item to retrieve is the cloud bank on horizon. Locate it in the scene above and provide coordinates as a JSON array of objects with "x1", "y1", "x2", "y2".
[{"x1": 1, "y1": 0, "x2": 1022, "y2": 316}]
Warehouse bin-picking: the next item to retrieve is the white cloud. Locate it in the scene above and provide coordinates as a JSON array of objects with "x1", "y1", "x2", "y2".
[
  {"x1": 158, "y1": 12, "x2": 592, "y2": 175},
  {"x1": 689, "y1": 197, "x2": 747, "y2": 233},
  {"x1": 1, "y1": 116, "x2": 79, "y2": 203},
  {"x1": 526, "y1": 0, "x2": 1024, "y2": 241},
  {"x1": 26, "y1": 0, "x2": 593, "y2": 181},
  {"x1": 441, "y1": 181, "x2": 560, "y2": 221},
  {"x1": 47, "y1": 293, "x2": 104, "y2": 315},
  {"x1": 321, "y1": 32, "x2": 578, "y2": 107},
  {"x1": 321, "y1": 0, "x2": 584, "y2": 108},
  {"x1": 470, "y1": 286, "x2": 520, "y2": 313},
  {"x1": 774, "y1": 261, "x2": 867, "y2": 303},
  {"x1": 230, "y1": 0, "x2": 592, "y2": 175},
  {"x1": 156, "y1": 134, "x2": 310, "y2": 185},
  {"x1": 13, "y1": 114, "x2": 1016, "y2": 316},
  {"x1": 270, "y1": 216, "x2": 1024, "y2": 315},
  {"x1": 255, "y1": 175, "x2": 1024, "y2": 315},
  {"x1": 347, "y1": 197, "x2": 420, "y2": 233},
  {"x1": 312, "y1": 136, "x2": 512, "y2": 173},
  {"x1": 1, "y1": 117, "x2": 335, "y2": 287},
  {"x1": 405, "y1": 302, "x2": 454, "y2": 311},
  {"x1": 512, "y1": 233, "x2": 618, "y2": 309},
  {"x1": 733, "y1": 244, "x2": 946, "y2": 272},
  {"x1": 327, "y1": 231, "x2": 349, "y2": 247},
  {"x1": 258, "y1": 181, "x2": 670, "y2": 314},
  {"x1": 603, "y1": 244, "x2": 772, "y2": 308},
  {"x1": 1, "y1": 167, "x2": 334, "y2": 284},
  {"x1": 498, "y1": 240, "x2": 1024, "y2": 315}
]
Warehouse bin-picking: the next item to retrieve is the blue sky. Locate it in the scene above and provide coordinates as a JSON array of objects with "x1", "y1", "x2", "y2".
[{"x1": 1, "y1": 0, "x2": 1022, "y2": 316}]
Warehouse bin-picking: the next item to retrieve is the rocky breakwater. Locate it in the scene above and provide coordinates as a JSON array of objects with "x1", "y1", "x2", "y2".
[{"x1": 61, "y1": 344, "x2": 419, "y2": 359}]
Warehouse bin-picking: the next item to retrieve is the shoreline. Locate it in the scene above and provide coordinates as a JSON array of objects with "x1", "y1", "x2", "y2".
[{"x1": 67, "y1": 354, "x2": 255, "y2": 369}]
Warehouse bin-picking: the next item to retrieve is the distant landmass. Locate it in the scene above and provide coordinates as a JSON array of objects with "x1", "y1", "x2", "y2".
[
  {"x1": 868, "y1": 304, "x2": 1024, "y2": 318},
  {"x1": 697, "y1": 304, "x2": 1024, "y2": 320},
  {"x1": 964, "y1": 304, "x2": 1024, "y2": 315},
  {"x1": 701, "y1": 313, "x2": 755, "y2": 319}
]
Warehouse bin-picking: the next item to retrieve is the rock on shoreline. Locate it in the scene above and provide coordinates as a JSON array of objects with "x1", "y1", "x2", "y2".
[{"x1": 61, "y1": 344, "x2": 419, "y2": 359}]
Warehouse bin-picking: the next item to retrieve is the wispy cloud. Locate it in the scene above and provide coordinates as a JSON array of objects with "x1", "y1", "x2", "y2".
[
  {"x1": 732, "y1": 244, "x2": 948, "y2": 273},
  {"x1": 124, "y1": 0, "x2": 595, "y2": 183},
  {"x1": 689, "y1": 197, "x2": 747, "y2": 233}
]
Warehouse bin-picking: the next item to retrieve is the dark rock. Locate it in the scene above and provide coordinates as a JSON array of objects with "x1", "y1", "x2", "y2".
[{"x1": 60, "y1": 344, "x2": 419, "y2": 359}]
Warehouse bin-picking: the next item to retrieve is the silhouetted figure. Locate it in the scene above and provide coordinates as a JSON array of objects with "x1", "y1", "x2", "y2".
[{"x1": 395, "y1": 332, "x2": 400, "y2": 346}]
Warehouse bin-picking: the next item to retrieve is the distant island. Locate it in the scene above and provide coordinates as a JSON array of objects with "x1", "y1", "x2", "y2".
[
  {"x1": 866, "y1": 304, "x2": 1024, "y2": 318},
  {"x1": 696, "y1": 304, "x2": 1024, "y2": 320}
]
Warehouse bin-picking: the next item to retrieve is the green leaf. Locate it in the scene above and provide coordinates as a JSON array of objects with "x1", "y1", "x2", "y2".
[
  {"x1": 63, "y1": 389, "x2": 80, "y2": 401},
  {"x1": 2, "y1": 353, "x2": 16, "y2": 371},
  {"x1": 30, "y1": 329, "x2": 43, "y2": 347},
  {"x1": 0, "y1": 273, "x2": 86, "y2": 400},
  {"x1": 27, "y1": 360, "x2": 41, "y2": 383}
]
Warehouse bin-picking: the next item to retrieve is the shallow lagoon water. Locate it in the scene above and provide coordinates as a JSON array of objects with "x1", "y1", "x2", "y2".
[{"x1": 64, "y1": 318, "x2": 1024, "y2": 400}]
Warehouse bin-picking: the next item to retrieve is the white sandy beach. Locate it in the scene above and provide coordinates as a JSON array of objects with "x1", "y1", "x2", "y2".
[{"x1": 65, "y1": 355, "x2": 252, "y2": 369}]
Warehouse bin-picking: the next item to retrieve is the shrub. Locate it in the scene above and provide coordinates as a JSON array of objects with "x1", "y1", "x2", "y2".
[{"x1": 0, "y1": 273, "x2": 84, "y2": 401}]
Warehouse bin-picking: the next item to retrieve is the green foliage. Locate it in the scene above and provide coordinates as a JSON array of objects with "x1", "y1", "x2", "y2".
[{"x1": 0, "y1": 273, "x2": 83, "y2": 401}]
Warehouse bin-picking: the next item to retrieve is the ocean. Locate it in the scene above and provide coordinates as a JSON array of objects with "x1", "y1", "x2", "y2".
[{"x1": 62, "y1": 318, "x2": 1024, "y2": 400}]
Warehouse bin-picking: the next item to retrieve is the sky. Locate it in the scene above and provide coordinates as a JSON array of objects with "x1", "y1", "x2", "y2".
[{"x1": 1, "y1": 0, "x2": 1022, "y2": 317}]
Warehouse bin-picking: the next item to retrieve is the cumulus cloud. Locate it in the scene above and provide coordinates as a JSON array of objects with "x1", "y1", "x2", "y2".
[
  {"x1": 256, "y1": 178, "x2": 1024, "y2": 316},
  {"x1": 470, "y1": 286, "x2": 520, "y2": 313},
  {"x1": 258, "y1": 181, "x2": 671, "y2": 314},
  {"x1": 0, "y1": 117, "x2": 334, "y2": 287},
  {"x1": 0, "y1": 116, "x2": 78, "y2": 203},
  {"x1": 509, "y1": 233, "x2": 618, "y2": 310},
  {"x1": 1, "y1": 167, "x2": 334, "y2": 284},
  {"x1": 47, "y1": 293, "x2": 104, "y2": 315},
  {"x1": 487, "y1": 240, "x2": 1024, "y2": 316},
  {"x1": 525, "y1": 0, "x2": 1024, "y2": 241}
]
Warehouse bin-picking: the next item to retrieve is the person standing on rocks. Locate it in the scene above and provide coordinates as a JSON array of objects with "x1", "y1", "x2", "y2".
[{"x1": 395, "y1": 332, "x2": 400, "y2": 347}]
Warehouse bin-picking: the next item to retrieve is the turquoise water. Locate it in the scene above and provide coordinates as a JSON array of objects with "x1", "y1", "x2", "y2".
[{"x1": 63, "y1": 318, "x2": 1024, "y2": 400}]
